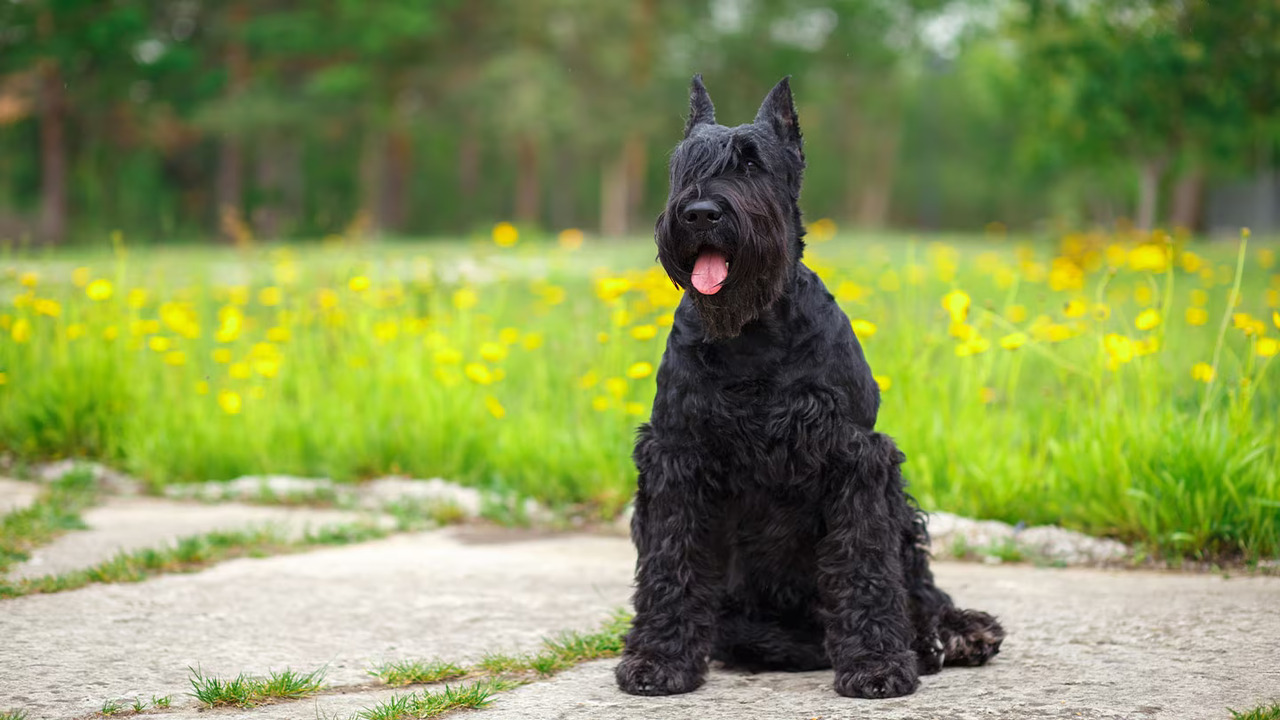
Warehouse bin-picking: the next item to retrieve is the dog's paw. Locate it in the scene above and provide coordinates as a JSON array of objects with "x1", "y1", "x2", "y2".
[
  {"x1": 940, "y1": 608, "x2": 1005, "y2": 667},
  {"x1": 615, "y1": 652, "x2": 705, "y2": 696},
  {"x1": 915, "y1": 633, "x2": 945, "y2": 676},
  {"x1": 834, "y1": 653, "x2": 920, "y2": 699}
]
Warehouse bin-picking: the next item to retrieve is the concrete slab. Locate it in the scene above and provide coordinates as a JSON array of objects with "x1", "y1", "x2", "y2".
[{"x1": 0, "y1": 476, "x2": 41, "y2": 515}]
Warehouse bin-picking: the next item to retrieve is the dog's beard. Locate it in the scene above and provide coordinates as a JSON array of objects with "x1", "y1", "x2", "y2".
[{"x1": 656, "y1": 187, "x2": 791, "y2": 342}]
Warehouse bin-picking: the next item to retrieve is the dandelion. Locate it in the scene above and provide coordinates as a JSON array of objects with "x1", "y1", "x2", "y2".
[
  {"x1": 1104, "y1": 334, "x2": 1134, "y2": 367},
  {"x1": 1191, "y1": 362, "x2": 1215, "y2": 383},
  {"x1": 484, "y1": 395, "x2": 506, "y2": 419},
  {"x1": 1233, "y1": 313, "x2": 1266, "y2": 336},
  {"x1": 218, "y1": 390, "x2": 243, "y2": 415},
  {"x1": 1006, "y1": 305, "x2": 1028, "y2": 323},
  {"x1": 809, "y1": 218, "x2": 837, "y2": 242},
  {"x1": 212, "y1": 349, "x2": 232, "y2": 364},
  {"x1": 605, "y1": 377, "x2": 628, "y2": 397},
  {"x1": 229, "y1": 362, "x2": 252, "y2": 380},
  {"x1": 627, "y1": 362, "x2": 654, "y2": 380},
  {"x1": 86, "y1": 279, "x2": 114, "y2": 301},
  {"x1": 195, "y1": 381, "x2": 210, "y2": 395},
  {"x1": 1127, "y1": 244, "x2": 1168, "y2": 272},
  {"x1": 0, "y1": 371, "x2": 7, "y2": 385},
  {"x1": 850, "y1": 319, "x2": 877, "y2": 338},
  {"x1": 597, "y1": 332, "x2": 610, "y2": 344},
  {"x1": 434, "y1": 347, "x2": 463, "y2": 365},
  {"x1": 1258, "y1": 338, "x2": 1279, "y2": 358},
  {"x1": 499, "y1": 327, "x2": 521, "y2": 345},
  {"x1": 34, "y1": 299, "x2": 61, "y2": 317},
  {"x1": 492, "y1": 222, "x2": 519, "y2": 247},
  {"x1": 596, "y1": 277, "x2": 631, "y2": 303},
  {"x1": 942, "y1": 290, "x2": 970, "y2": 323},
  {"x1": 558, "y1": 228, "x2": 585, "y2": 250},
  {"x1": 522, "y1": 332, "x2": 544, "y2": 350},
  {"x1": 373, "y1": 321, "x2": 399, "y2": 343},
  {"x1": 266, "y1": 326, "x2": 290, "y2": 343},
  {"x1": 215, "y1": 306, "x2": 243, "y2": 343},
  {"x1": 480, "y1": 342, "x2": 507, "y2": 363},
  {"x1": 464, "y1": 363, "x2": 493, "y2": 385},
  {"x1": 1180, "y1": 251, "x2": 1204, "y2": 273},
  {"x1": 1260, "y1": 248, "x2": 1276, "y2": 270},
  {"x1": 874, "y1": 375, "x2": 891, "y2": 392},
  {"x1": 625, "y1": 402, "x2": 646, "y2": 416},
  {"x1": 164, "y1": 351, "x2": 187, "y2": 367},
  {"x1": 836, "y1": 281, "x2": 869, "y2": 303},
  {"x1": 1000, "y1": 332, "x2": 1028, "y2": 350},
  {"x1": 1185, "y1": 307, "x2": 1209, "y2": 326},
  {"x1": 579, "y1": 371, "x2": 599, "y2": 389},
  {"x1": 1063, "y1": 299, "x2": 1088, "y2": 319},
  {"x1": 148, "y1": 336, "x2": 172, "y2": 353},
  {"x1": 102, "y1": 325, "x2": 119, "y2": 341},
  {"x1": 258, "y1": 286, "x2": 282, "y2": 306},
  {"x1": 253, "y1": 357, "x2": 280, "y2": 378},
  {"x1": 592, "y1": 396, "x2": 610, "y2": 412},
  {"x1": 19, "y1": 271, "x2": 38, "y2": 288},
  {"x1": 349, "y1": 276, "x2": 371, "y2": 293},
  {"x1": 1273, "y1": 311, "x2": 1280, "y2": 330},
  {"x1": 1190, "y1": 289, "x2": 1208, "y2": 307},
  {"x1": 1135, "y1": 309, "x2": 1161, "y2": 331},
  {"x1": 452, "y1": 287, "x2": 478, "y2": 310},
  {"x1": 66, "y1": 323, "x2": 86, "y2": 341},
  {"x1": 631, "y1": 324, "x2": 658, "y2": 341}
]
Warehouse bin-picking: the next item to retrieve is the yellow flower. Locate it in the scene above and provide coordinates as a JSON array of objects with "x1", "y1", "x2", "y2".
[
  {"x1": 627, "y1": 362, "x2": 654, "y2": 380},
  {"x1": 625, "y1": 402, "x2": 646, "y2": 416},
  {"x1": 434, "y1": 347, "x2": 463, "y2": 365},
  {"x1": 492, "y1": 221, "x2": 519, "y2": 247},
  {"x1": 1062, "y1": 299, "x2": 1087, "y2": 319},
  {"x1": 86, "y1": 279, "x2": 114, "y2": 301},
  {"x1": 479, "y1": 342, "x2": 507, "y2": 363},
  {"x1": 349, "y1": 276, "x2": 371, "y2": 293},
  {"x1": 941, "y1": 290, "x2": 970, "y2": 323},
  {"x1": 1000, "y1": 332, "x2": 1027, "y2": 350},
  {"x1": 979, "y1": 387, "x2": 997, "y2": 404},
  {"x1": 1233, "y1": 313, "x2": 1266, "y2": 336},
  {"x1": 955, "y1": 335, "x2": 990, "y2": 357},
  {"x1": 218, "y1": 390, "x2": 243, "y2": 415},
  {"x1": 596, "y1": 277, "x2": 631, "y2": 303},
  {"x1": 836, "y1": 281, "x2": 869, "y2": 303},
  {"x1": 1006, "y1": 305, "x2": 1028, "y2": 323},
  {"x1": 66, "y1": 323, "x2": 86, "y2": 341},
  {"x1": 605, "y1": 377, "x2": 628, "y2": 397},
  {"x1": 195, "y1": 381, "x2": 210, "y2": 395},
  {"x1": 215, "y1": 306, "x2": 243, "y2": 343},
  {"x1": 34, "y1": 299, "x2": 61, "y2": 317},
  {"x1": 258, "y1": 286, "x2": 282, "y2": 306},
  {"x1": 452, "y1": 287, "x2": 478, "y2": 310},
  {"x1": 102, "y1": 325, "x2": 119, "y2": 341},
  {"x1": 850, "y1": 319, "x2": 877, "y2": 338},
  {"x1": 499, "y1": 327, "x2": 521, "y2": 345},
  {"x1": 949, "y1": 322, "x2": 977, "y2": 341},
  {"x1": 878, "y1": 270, "x2": 901, "y2": 292},
  {"x1": 212, "y1": 349, "x2": 232, "y2": 364},
  {"x1": 597, "y1": 332, "x2": 610, "y2": 344},
  {"x1": 0, "y1": 371, "x2": 7, "y2": 385},
  {"x1": 1180, "y1": 251, "x2": 1204, "y2": 274},
  {"x1": 1134, "y1": 285, "x2": 1154, "y2": 306},
  {"x1": 318, "y1": 288, "x2": 340, "y2": 309},
  {"x1": 558, "y1": 228, "x2": 585, "y2": 250},
  {"x1": 1134, "y1": 337, "x2": 1159, "y2": 356},
  {"x1": 874, "y1": 375, "x2": 891, "y2": 392},
  {"x1": 1274, "y1": 311, "x2": 1280, "y2": 330},
  {"x1": 148, "y1": 336, "x2": 172, "y2": 353},
  {"x1": 522, "y1": 332, "x2": 544, "y2": 350},
  {"x1": 808, "y1": 218, "x2": 837, "y2": 242},
  {"x1": 1185, "y1": 307, "x2": 1209, "y2": 326},
  {"x1": 253, "y1": 357, "x2": 280, "y2": 378},
  {"x1": 1135, "y1": 309, "x2": 1161, "y2": 331},
  {"x1": 230, "y1": 362, "x2": 252, "y2": 380},
  {"x1": 164, "y1": 351, "x2": 187, "y2": 366},
  {"x1": 373, "y1": 321, "x2": 399, "y2": 343},
  {"x1": 1191, "y1": 362, "x2": 1215, "y2": 383},
  {"x1": 1258, "y1": 337, "x2": 1279, "y2": 358},
  {"x1": 19, "y1": 271, "x2": 38, "y2": 288},
  {"x1": 1128, "y1": 244, "x2": 1168, "y2": 272},
  {"x1": 464, "y1": 363, "x2": 493, "y2": 385},
  {"x1": 592, "y1": 396, "x2": 610, "y2": 412},
  {"x1": 631, "y1": 324, "x2": 658, "y2": 341},
  {"x1": 1104, "y1": 334, "x2": 1134, "y2": 366},
  {"x1": 579, "y1": 371, "x2": 599, "y2": 389},
  {"x1": 1190, "y1": 289, "x2": 1208, "y2": 307},
  {"x1": 266, "y1": 326, "x2": 290, "y2": 343},
  {"x1": 484, "y1": 395, "x2": 506, "y2": 419}
]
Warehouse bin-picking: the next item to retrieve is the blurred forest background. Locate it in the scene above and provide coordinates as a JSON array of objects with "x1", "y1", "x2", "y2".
[{"x1": 0, "y1": 0, "x2": 1277, "y2": 246}]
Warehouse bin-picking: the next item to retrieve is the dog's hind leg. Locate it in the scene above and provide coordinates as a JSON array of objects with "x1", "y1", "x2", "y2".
[{"x1": 900, "y1": 502, "x2": 1005, "y2": 670}]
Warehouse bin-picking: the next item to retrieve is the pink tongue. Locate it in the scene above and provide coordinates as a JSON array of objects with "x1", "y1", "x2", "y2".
[{"x1": 691, "y1": 250, "x2": 728, "y2": 295}]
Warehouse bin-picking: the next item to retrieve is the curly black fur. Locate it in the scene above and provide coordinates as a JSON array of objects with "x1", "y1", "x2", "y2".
[{"x1": 616, "y1": 75, "x2": 1005, "y2": 700}]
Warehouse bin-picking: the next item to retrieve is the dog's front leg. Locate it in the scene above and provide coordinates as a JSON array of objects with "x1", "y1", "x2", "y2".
[
  {"x1": 817, "y1": 430, "x2": 920, "y2": 699},
  {"x1": 616, "y1": 434, "x2": 721, "y2": 696}
]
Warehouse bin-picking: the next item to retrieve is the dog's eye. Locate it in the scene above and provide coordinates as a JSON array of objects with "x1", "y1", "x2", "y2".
[{"x1": 744, "y1": 160, "x2": 756, "y2": 171}]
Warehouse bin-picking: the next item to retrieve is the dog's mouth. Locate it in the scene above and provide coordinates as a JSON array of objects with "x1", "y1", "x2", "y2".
[{"x1": 691, "y1": 248, "x2": 730, "y2": 295}]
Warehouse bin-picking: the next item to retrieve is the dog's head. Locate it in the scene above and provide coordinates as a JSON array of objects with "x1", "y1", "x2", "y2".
[{"x1": 656, "y1": 75, "x2": 807, "y2": 341}]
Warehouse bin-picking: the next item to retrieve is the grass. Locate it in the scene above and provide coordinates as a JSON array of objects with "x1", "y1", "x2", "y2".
[
  {"x1": 357, "y1": 610, "x2": 631, "y2": 720},
  {"x1": 0, "y1": 712, "x2": 27, "y2": 720},
  {"x1": 1233, "y1": 703, "x2": 1280, "y2": 720},
  {"x1": 0, "y1": 467, "x2": 98, "y2": 573},
  {"x1": 189, "y1": 665, "x2": 327, "y2": 707},
  {"x1": 370, "y1": 660, "x2": 467, "y2": 687},
  {"x1": 1, "y1": 229, "x2": 1278, "y2": 560}
]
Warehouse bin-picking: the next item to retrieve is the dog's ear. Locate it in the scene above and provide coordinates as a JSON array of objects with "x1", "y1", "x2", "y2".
[
  {"x1": 684, "y1": 74, "x2": 716, "y2": 138},
  {"x1": 755, "y1": 77, "x2": 803, "y2": 154}
]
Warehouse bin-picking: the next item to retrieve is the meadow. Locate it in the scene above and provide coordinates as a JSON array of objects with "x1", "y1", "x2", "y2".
[{"x1": 1, "y1": 224, "x2": 1277, "y2": 561}]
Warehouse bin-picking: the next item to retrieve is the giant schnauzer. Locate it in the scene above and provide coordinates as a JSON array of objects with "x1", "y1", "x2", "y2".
[{"x1": 615, "y1": 76, "x2": 1005, "y2": 700}]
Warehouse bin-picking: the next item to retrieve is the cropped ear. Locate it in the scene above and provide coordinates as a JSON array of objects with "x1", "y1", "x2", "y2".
[
  {"x1": 755, "y1": 77, "x2": 802, "y2": 153},
  {"x1": 684, "y1": 74, "x2": 716, "y2": 138}
]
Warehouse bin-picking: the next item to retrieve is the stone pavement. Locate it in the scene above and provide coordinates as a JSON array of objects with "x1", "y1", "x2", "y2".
[{"x1": 1, "y1": 478, "x2": 1277, "y2": 720}]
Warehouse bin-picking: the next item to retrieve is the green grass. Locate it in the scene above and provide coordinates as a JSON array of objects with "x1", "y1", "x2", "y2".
[
  {"x1": 189, "y1": 665, "x2": 327, "y2": 708},
  {"x1": 2, "y1": 231, "x2": 1278, "y2": 560},
  {"x1": 357, "y1": 679, "x2": 519, "y2": 720},
  {"x1": 1233, "y1": 703, "x2": 1280, "y2": 720},
  {"x1": 370, "y1": 660, "x2": 467, "y2": 687},
  {"x1": 0, "y1": 711, "x2": 28, "y2": 720},
  {"x1": 0, "y1": 467, "x2": 99, "y2": 572}
]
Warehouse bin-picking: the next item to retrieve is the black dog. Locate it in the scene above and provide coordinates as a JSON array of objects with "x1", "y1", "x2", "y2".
[{"x1": 615, "y1": 76, "x2": 1004, "y2": 700}]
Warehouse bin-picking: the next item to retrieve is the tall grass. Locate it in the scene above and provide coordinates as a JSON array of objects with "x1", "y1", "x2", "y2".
[{"x1": 1, "y1": 227, "x2": 1276, "y2": 559}]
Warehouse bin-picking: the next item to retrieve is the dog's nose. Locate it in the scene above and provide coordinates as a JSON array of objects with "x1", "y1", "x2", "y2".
[{"x1": 680, "y1": 200, "x2": 722, "y2": 231}]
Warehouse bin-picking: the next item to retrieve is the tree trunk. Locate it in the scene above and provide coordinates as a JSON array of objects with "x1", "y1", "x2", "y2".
[
  {"x1": 600, "y1": 145, "x2": 629, "y2": 238},
  {"x1": 624, "y1": 132, "x2": 647, "y2": 235},
  {"x1": 36, "y1": 57, "x2": 68, "y2": 245},
  {"x1": 1169, "y1": 166, "x2": 1204, "y2": 232},
  {"x1": 358, "y1": 127, "x2": 386, "y2": 237},
  {"x1": 216, "y1": 4, "x2": 249, "y2": 242},
  {"x1": 549, "y1": 142, "x2": 576, "y2": 231},
  {"x1": 457, "y1": 128, "x2": 480, "y2": 229},
  {"x1": 382, "y1": 129, "x2": 412, "y2": 233},
  {"x1": 1135, "y1": 157, "x2": 1166, "y2": 232},
  {"x1": 252, "y1": 136, "x2": 281, "y2": 241},
  {"x1": 514, "y1": 132, "x2": 540, "y2": 224},
  {"x1": 856, "y1": 117, "x2": 900, "y2": 229}
]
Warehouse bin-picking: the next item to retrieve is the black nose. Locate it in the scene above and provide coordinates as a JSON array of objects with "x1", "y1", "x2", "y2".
[{"x1": 680, "y1": 199, "x2": 722, "y2": 231}]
